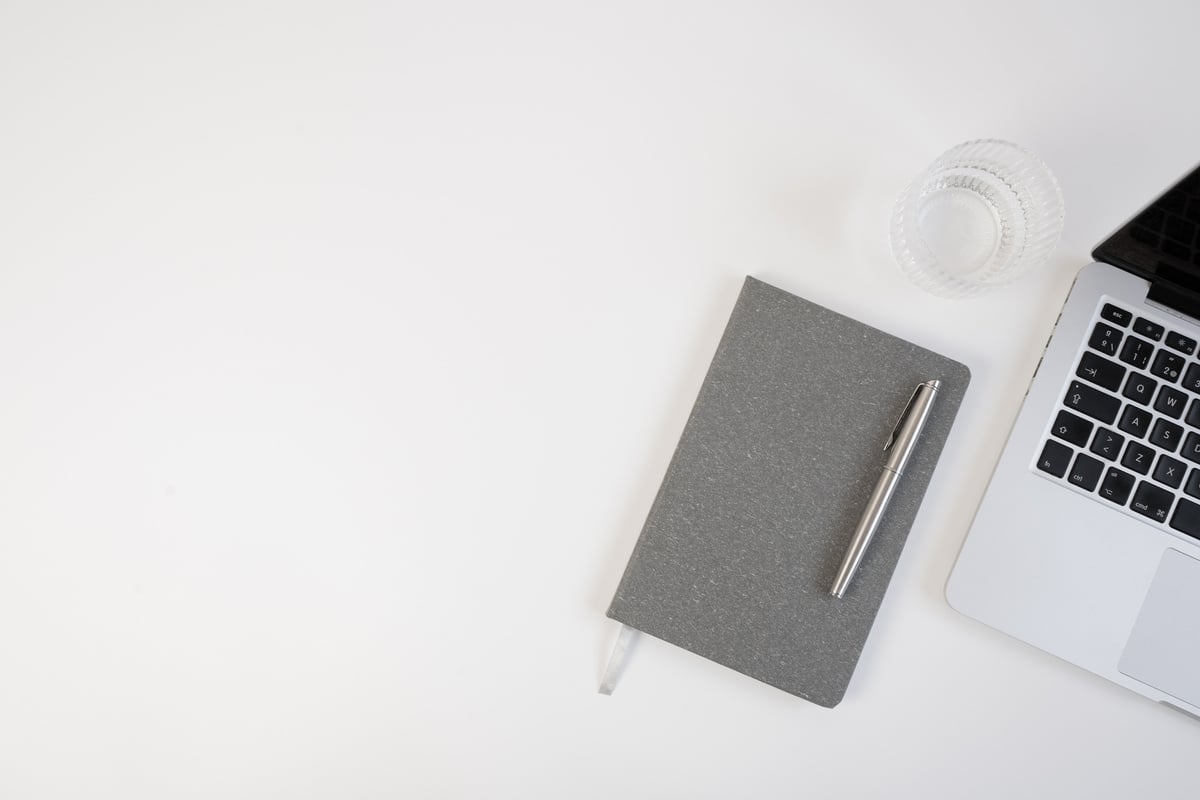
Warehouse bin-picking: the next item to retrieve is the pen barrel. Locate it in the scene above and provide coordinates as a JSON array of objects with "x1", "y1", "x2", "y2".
[{"x1": 829, "y1": 468, "x2": 901, "y2": 599}]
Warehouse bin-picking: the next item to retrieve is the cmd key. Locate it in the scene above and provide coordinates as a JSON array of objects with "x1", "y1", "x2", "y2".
[{"x1": 1063, "y1": 381, "x2": 1121, "y2": 424}]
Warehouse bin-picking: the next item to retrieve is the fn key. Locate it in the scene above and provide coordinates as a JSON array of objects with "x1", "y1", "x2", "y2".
[{"x1": 1036, "y1": 439, "x2": 1073, "y2": 478}]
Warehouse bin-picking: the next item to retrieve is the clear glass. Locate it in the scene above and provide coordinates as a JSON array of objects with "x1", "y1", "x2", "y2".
[{"x1": 890, "y1": 139, "x2": 1065, "y2": 298}]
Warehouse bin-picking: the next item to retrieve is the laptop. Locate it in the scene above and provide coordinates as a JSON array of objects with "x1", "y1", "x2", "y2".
[{"x1": 948, "y1": 165, "x2": 1200, "y2": 717}]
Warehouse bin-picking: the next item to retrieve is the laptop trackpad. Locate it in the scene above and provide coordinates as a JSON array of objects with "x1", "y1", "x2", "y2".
[{"x1": 1119, "y1": 549, "x2": 1200, "y2": 708}]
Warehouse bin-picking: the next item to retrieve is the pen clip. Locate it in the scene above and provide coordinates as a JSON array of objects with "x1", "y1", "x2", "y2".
[{"x1": 884, "y1": 385, "x2": 923, "y2": 452}]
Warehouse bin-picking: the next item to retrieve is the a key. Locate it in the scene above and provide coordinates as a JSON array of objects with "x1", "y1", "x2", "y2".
[
  {"x1": 1170, "y1": 497, "x2": 1200, "y2": 540},
  {"x1": 1118, "y1": 335, "x2": 1153, "y2": 369},
  {"x1": 1155, "y1": 454, "x2": 1187, "y2": 489},
  {"x1": 1090, "y1": 322, "x2": 1124, "y2": 357},
  {"x1": 1050, "y1": 409, "x2": 1093, "y2": 447},
  {"x1": 1131, "y1": 481, "x2": 1174, "y2": 522},
  {"x1": 1076, "y1": 351, "x2": 1126, "y2": 392},
  {"x1": 1090, "y1": 428, "x2": 1125, "y2": 461},
  {"x1": 1151, "y1": 350, "x2": 1185, "y2": 382},
  {"x1": 1182, "y1": 362, "x2": 1200, "y2": 393},
  {"x1": 1064, "y1": 381, "x2": 1120, "y2": 424},
  {"x1": 1154, "y1": 385, "x2": 1187, "y2": 419},
  {"x1": 1134, "y1": 317, "x2": 1165, "y2": 341},
  {"x1": 1098, "y1": 467, "x2": 1136, "y2": 505},
  {"x1": 1149, "y1": 418, "x2": 1183, "y2": 452},
  {"x1": 1036, "y1": 440, "x2": 1073, "y2": 478},
  {"x1": 1166, "y1": 331, "x2": 1197, "y2": 355},
  {"x1": 1067, "y1": 453, "x2": 1104, "y2": 491},
  {"x1": 1122, "y1": 441, "x2": 1155, "y2": 474},
  {"x1": 1122, "y1": 373, "x2": 1158, "y2": 405},
  {"x1": 1100, "y1": 304, "x2": 1132, "y2": 327},
  {"x1": 1118, "y1": 405, "x2": 1152, "y2": 438},
  {"x1": 1182, "y1": 431, "x2": 1200, "y2": 464}
]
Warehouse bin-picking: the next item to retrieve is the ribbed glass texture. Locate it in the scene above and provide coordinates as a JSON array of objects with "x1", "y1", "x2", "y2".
[{"x1": 890, "y1": 140, "x2": 1065, "y2": 298}]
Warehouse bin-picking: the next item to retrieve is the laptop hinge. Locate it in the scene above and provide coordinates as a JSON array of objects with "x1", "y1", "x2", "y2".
[{"x1": 1147, "y1": 280, "x2": 1200, "y2": 326}]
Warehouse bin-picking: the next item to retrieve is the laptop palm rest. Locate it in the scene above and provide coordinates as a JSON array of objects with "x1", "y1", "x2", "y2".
[{"x1": 1119, "y1": 549, "x2": 1200, "y2": 708}]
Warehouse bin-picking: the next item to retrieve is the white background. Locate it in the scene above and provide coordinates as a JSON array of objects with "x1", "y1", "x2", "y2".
[{"x1": 2, "y1": 1, "x2": 1199, "y2": 797}]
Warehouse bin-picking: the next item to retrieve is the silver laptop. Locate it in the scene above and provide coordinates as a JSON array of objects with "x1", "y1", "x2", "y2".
[{"x1": 949, "y1": 166, "x2": 1200, "y2": 717}]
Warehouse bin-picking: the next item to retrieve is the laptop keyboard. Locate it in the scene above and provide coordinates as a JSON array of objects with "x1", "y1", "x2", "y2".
[{"x1": 1035, "y1": 299, "x2": 1200, "y2": 540}]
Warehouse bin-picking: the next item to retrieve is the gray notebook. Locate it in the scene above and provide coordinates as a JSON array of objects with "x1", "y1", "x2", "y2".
[{"x1": 607, "y1": 277, "x2": 969, "y2": 707}]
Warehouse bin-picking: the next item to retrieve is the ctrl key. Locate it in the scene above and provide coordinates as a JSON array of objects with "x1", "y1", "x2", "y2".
[
  {"x1": 1036, "y1": 439, "x2": 1073, "y2": 478},
  {"x1": 1099, "y1": 467, "x2": 1136, "y2": 506}
]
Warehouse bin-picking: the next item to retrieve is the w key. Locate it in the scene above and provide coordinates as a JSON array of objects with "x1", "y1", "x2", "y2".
[{"x1": 1063, "y1": 381, "x2": 1120, "y2": 424}]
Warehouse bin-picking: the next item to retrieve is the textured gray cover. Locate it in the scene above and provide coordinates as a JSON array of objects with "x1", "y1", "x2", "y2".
[{"x1": 607, "y1": 277, "x2": 969, "y2": 707}]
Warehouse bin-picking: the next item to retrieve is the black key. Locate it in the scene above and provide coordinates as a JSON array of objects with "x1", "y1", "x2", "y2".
[
  {"x1": 1182, "y1": 431, "x2": 1200, "y2": 464},
  {"x1": 1188, "y1": 399, "x2": 1200, "y2": 428},
  {"x1": 1076, "y1": 351, "x2": 1126, "y2": 392},
  {"x1": 1122, "y1": 440, "x2": 1155, "y2": 474},
  {"x1": 1122, "y1": 373, "x2": 1158, "y2": 405},
  {"x1": 1098, "y1": 467, "x2": 1136, "y2": 505},
  {"x1": 1151, "y1": 350, "x2": 1185, "y2": 382},
  {"x1": 1163, "y1": 239, "x2": 1190, "y2": 260},
  {"x1": 1090, "y1": 428, "x2": 1125, "y2": 461},
  {"x1": 1118, "y1": 335, "x2": 1154, "y2": 369},
  {"x1": 1155, "y1": 385, "x2": 1188, "y2": 419},
  {"x1": 1050, "y1": 409, "x2": 1093, "y2": 447},
  {"x1": 1182, "y1": 363, "x2": 1200, "y2": 393},
  {"x1": 1118, "y1": 405, "x2": 1152, "y2": 438},
  {"x1": 1155, "y1": 454, "x2": 1187, "y2": 489},
  {"x1": 1139, "y1": 206, "x2": 1167, "y2": 231},
  {"x1": 1100, "y1": 303, "x2": 1132, "y2": 327},
  {"x1": 1131, "y1": 481, "x2": 1174, "y2": 523},
  {"x1": 1089, "y1": 322, "x2": 1123, "y2": 357},
  {"x1": 1186, "y1": 469, "x2": 1200, "y2": 499},
  {"x1": 1036, "y1": 439, "x2": 1073, "y2": 478},
  {"x1": 1166, "y1": 215, "x2": 1197, "y2": 245},
  {"x1": 1166, "y1": 331, "x2": 1197, "y2": 355},
  {"x1": 1067, "y1": 453, "x2": 1104, "y2": 491},
  {"x1": 1131, "y1": 227, "x2": 1160, "y2": 247},
  {"x1": 1169, "y1": 497, "x2": 1200, "y2": 540},
  {"x1": 1064, "y1": 381, "x2": 1120, "y2": 424},
  {"x1": 1150, "y1": 418, "x2": 1183, "y2": 452},
  {"x1": 1134, "y1": 317, "x2": 1165, "y2": 341}
]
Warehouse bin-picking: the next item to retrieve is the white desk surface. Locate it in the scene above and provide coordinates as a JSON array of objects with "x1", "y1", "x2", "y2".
[{"x1": 3, "y1": 1, "x2": 1198, "y2": 797}]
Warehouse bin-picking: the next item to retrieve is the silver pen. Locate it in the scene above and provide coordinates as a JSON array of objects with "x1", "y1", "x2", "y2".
[{"x1": 830, "y1": 379, "x2": 941, "y2": 599}]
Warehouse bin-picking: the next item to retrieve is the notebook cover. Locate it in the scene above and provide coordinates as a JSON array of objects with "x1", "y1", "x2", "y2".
[{"x1": 606, "y1": 276, "x2": 970, "y2": 707}]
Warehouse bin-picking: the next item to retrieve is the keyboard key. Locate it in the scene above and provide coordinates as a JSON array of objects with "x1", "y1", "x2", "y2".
[
  {"x1": 1090, "y1": 322, "x2": 1124, "y2": 357},
  {"x1": 1188, "y1": 399, "x2": 1200, "y2": 428},
  {"x1": 1166, "y1": 331, "x2": 1197, "y2": 355},
  {"x1": 1036, "y1": 440, "x2": 1073, "y2": 478},
  {"x1": 1155, "y1": 385, "x2": 1187, "y2": 419},
  {"x1": 1150, "y1": 418, "x2": 1184, "y2": 452},
  {"x1": 1182, "y1": 363, "x2": 1200, "y2": 393},
  {"x1": 1101, "y1": 304, "x2": 1132, "y2": 327},
  {"x1": 1134, "y1": 317, "x2": 1165, "y2": 341},
  {"x1": 1170, "y1": 497, "x2": 1200, "y2": 540},
  {"x1": 1090, "y1": 428, "x2": 1125, "y2": 460},
  {"x1": 1064, "y1": 381, "x2": 1120, "y2": 424},
  {"x1": 1067, "y1": 453, "x2": 1104, "y2": 491},
  {"x1": 1166, "y1": 215, "x2": 1197, "y2": 245},
  {"x1": 1131, "y1": 481, "x2": 1174, "y2": 523},
  {"x1": 1122, "y1": 441, "x2": 1155, "y2": 474},
  {"x1": 1118, "y1": 335, "x2": 1153, "y2": 369},
  {"x1": 1118, "y1": 405, "x2": 1152, "y2": 438},
  {"x1": 1155, "y1": 455, "x2": 1187, "y2": 489},
  {"x1": 1182, "y1": 431, "x2": 1200, "y2": 464},
  {"x1": 1076, "y1": 351, "x2": 1126, "y2": 392},
  {"x1": 1151, "y1": 350, "x2": 1185, "y2": 382},
  {"x1": 1122, "y1": 373, "x2": 1158, "y2": 405},
  {"x1": 1050, "y1": 409, "x2": 1093, "y2": 447},
  {"x1": 1099, "y1": 467, "x2": 1136, "y2": 505}
]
